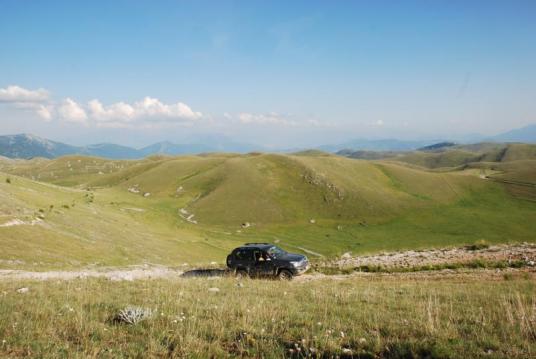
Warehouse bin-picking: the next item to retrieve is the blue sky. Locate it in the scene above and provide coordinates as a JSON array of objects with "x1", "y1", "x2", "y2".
[{"x1": 0, "y1": 0, "x2": 535, "y2": 147}]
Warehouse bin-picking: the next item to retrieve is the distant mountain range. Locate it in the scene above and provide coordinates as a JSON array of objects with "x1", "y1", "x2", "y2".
[
  {"x1": 0, "y1": 134, "x2": 261, "y2": 159},
  {"x1": 490, "y1": 124, "x2": 536, "y2": 143},
  {"x1": 317, "y1": 139, "x2": 438, "y2": 153},
  {"x1": 0, "y1": 124, "x2": 534, "y2": 159},
  {"x1": 319, "y1": 124, "x2": 536, "y2": 152}
]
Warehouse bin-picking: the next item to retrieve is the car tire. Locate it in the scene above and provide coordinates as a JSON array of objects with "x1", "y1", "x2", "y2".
[
  {"x1": 235, "y1": 269, "x2": 248, "y2": 279},
  {"x1": 277, "y1": 269, "x2": 293, "y2": 280}
]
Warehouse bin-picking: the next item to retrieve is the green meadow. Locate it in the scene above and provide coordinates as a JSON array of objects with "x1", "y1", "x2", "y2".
[
  {"x1": 0, "y1": 272, "x2": 535, "y2": 358},
  {"x1": 1, "y1": 151, "x2": 535, "y2": 270}
]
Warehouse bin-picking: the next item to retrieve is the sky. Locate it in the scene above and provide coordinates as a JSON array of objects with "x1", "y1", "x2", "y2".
[{"x1": 0, "y1": 0, "x2": 535, "y2": 148}]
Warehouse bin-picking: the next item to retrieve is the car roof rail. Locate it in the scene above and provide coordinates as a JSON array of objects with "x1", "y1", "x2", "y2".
[{"x1": 244, "y1": 242, "x2": 270, "y2": 246}]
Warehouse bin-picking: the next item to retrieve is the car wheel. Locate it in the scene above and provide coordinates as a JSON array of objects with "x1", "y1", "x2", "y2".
[
  {"x1": 235, "y1": 269, "x2": 248, "y2": 279},
  {"x1": 278, "y1": 269, "x2": 293, "y2": 280}
]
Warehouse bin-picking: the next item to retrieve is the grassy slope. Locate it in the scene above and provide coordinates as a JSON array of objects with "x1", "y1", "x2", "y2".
[
  {"x1": 391, "y1": 143, "x2": 536, "y2": 169},
  {"x1": 0, "y1": 274, "x2": 534, "y2": 357},
  {"x1": 0, "y1": 173, "x2": 244, "y2": 269},
  {"x1": 1, "y1": 152, "x2": 535, "y2": 269}
]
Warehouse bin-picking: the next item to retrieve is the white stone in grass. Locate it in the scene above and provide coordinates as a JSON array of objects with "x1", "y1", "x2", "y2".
[
  {"x1": 16, "y1": 287, "x2": 29, "y2": 294},
  {"x1": 208, "y1": 287, "x2": 220, "y2": 293}
]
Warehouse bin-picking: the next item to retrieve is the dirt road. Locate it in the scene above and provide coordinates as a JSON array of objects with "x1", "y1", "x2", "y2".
[
  {"x1": 0, "y1": 265, "x2": 183, "y2": 281},
  {"x1": 1, "y1": 243, "x2": 535, "y2": 282}
]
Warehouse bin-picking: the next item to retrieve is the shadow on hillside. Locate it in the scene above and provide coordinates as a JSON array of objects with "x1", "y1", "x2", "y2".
[{"x1": 180, "y1": 269, "x2": 229, "y2": 278}]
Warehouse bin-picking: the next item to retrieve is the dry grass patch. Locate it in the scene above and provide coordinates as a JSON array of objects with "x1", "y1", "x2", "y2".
[{"x1": 0, "y1": 272, "x2": 535, "y2": 357}]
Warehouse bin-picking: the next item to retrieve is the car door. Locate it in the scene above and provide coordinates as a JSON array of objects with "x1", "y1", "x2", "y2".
[
  {"x1": 234, "y1": 249, "x2": 255, "y2": 273},
  {"x1": 252, "y1": 250, "x2": 274, "y2": 277}
]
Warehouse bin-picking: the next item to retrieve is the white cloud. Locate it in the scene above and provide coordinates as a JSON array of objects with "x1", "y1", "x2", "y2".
[
  {"x1": 0, "y1": 84, "x2": 203, "y2": 128},
  {"x1": 135, "y1": 97, "x2": 202, "y2": 121},
  {"x1": 35, "y1": 104, "x2": 54, "y2": 121},
  {"x1": 58, "y1": 98, "x2": 88, "y2": 123},
  {"x1": 230, "y1": 112, "x2": 333, "y2": 128},
  {"x1": 238, "y1": 112, "x2": 297, "y2": 126},
  {"x1": 375, "y1": 120, "x2": 384, "y2": 126},
  {"x1": 88, "y1": 99, "x2": 135, "y2": 122},
  {"x1": 3, "y1": 84, "x2": 335, "y2": 131},
  {"x1": 86, "y1": 97, "x2": 202, "y2": 128},
  {"x1": 0, "y1": 85, "x2": 49, "y2": 103}
]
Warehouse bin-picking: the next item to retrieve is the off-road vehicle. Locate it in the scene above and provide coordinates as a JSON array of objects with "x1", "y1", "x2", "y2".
[{"x1": 226, "y1": 243, "x2": 309, "y2": 280}]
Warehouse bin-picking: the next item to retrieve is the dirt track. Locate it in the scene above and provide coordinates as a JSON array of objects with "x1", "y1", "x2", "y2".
[
  {"x1": 1, "y1": 243, "x2": 535, "y2": 282},
  {"x1": 0, "y1": 265, "x2": 184, "y2": 281}
]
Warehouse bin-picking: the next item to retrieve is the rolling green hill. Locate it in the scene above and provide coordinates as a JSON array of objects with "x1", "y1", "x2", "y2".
[
  {"x1": 339, "y1": 142, "x2": 536, "y2": 169},
  {"x1": 1, "y1": 152, "x2": 535, "y2": 269}
]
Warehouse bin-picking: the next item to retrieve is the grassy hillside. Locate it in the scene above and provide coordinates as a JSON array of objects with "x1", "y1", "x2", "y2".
[
  {"x1": 388, "y1": 143, "x2": 536, "y2": 169},
  {"x1": 1, "y1": 273, "x2": 535, "y2": 357},
  {"x1": 1, "y1": 152, "x2": 535, "y2": 269},
  {"x1": 339, "y1": 143, "x2": 536, "y2": 170}
]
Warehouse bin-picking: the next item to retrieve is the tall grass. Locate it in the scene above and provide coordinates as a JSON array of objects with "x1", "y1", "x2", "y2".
[{"x1": 0, "y1": 273, "x2": 534, "y2": 357}]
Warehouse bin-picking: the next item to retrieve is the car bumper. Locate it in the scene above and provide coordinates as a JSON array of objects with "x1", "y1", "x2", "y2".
[{"x1": 291, "y1": 263, "x2": 310, "y2": 276}]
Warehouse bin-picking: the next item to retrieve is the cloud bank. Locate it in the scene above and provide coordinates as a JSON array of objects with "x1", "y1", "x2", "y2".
[
  {"x1": 87, "y1": 97, "x2": 202, "y2": 128},
  {"x1": 0, "y1": 85, "x2": 49, "y2": 103},
  {"x1": 0, "y1": 85, "x2": 329, "y2": 129},
  {"x1": 0, "y1": 85, "x2": 203, "y2": 128}
]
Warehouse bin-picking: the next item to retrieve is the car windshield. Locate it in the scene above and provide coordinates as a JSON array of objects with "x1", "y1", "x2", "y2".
[{"x1": 267, "y1": 246, "x2": 286, "y2": 258}]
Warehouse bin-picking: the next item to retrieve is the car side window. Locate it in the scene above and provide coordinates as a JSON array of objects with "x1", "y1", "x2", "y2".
[
  {"x1": 235, "y1": 249, "x2": 253, "y2": 261},
  {"x1": 254, "y1": 251, "x2": 268, "y2": 262}
]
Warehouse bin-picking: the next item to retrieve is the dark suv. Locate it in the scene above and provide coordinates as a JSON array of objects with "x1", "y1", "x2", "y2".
[{"x1": 226, "y1": 243, "x2": 309, "y2": 280}]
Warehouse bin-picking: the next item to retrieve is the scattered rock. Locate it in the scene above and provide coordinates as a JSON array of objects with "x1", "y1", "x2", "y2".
[
  {"x1": 0, "y1": 218, "x2": 42, "y2": 227},
  {"x1": 143, "y1": 192, "x2": 151, "y2": 197},
  {"x1": 16, "y1": 287, "x2": 29, "y2": 294},
  {"x1": 241, "y1": 222, "x2": 251, "y2": 228},
  {"x1": 335, "y1": 243, "x2": 536, "y2": 270},
  {"x1": 208, "y1": 287, "x2": 220, "y2": 293},
  {"x1": 309, "y1": 219, "x2": 316, "y2": 224},
  {"x1": 179, "y1": 208, "x2": 198, "y2": 224}
]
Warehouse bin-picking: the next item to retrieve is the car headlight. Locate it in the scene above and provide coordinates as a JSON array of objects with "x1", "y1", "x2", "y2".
[{"x1": 290, "y1": 260, "x2": 302, "y2": 267}]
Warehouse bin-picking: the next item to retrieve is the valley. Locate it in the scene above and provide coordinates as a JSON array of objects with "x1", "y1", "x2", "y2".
[{"x1": 0, "y1": 145, "x2": 535, "y2": 270}]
